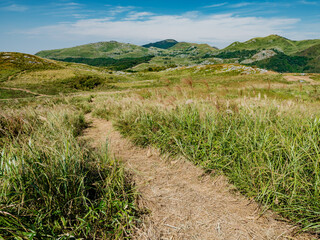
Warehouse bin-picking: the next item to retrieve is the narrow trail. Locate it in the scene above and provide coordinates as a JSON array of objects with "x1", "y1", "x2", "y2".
[
  {"x1": 0, "y1": 86, "x2": 49, "y2": 96},
  {"x1": 283, "y1": 75, "x2": 317, "y2": 85},
  {"x1": 83, "y1": 114, "x2": 314, "y2": 240}
]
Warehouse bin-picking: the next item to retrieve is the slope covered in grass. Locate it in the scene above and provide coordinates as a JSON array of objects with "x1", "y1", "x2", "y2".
[
  {"x1": 296, "y1": 43, "x2": 320, "y2": 73},
  {"x1": 36, "y1": 41, "x2": 153, "y2": 59},
  {"x1": 224, "y1": 35, "x2": 320, "y2": 55},
  {"x1": 249, "y1": 50, "x2": 309, "y2": 73},
  {"x1": 0, "y1": 52, "x2": 61, "y2": 82}
]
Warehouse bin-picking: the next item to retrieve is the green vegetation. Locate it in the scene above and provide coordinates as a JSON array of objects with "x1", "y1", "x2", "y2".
[
  {"x1": 215, "y1": 50, "x2": 258, "y2": 61},
  {"x1": 0, "y1": 103, "x2": 140, "y2": 239},
  {"x1": 296, "y1": 44, "x2": 320, "y2": 73},
  {"x1": 34, "y1": 36, "x2": 320, "y2": 73},
  {"x1": 57, "y1": 55, "x2": 154, "y2": 70},
  {"x1": 224, "y1": 34, "x2": 320, "y2": 55},
  {"x1": 0, "y1": 52, "x2": 61, "y2": 82},
  {"x1": 36, "y1": 41, "x2": 153, "y2": 59},
  {"x1": 2, "y1": 50, "x2": 320, "y2": 237},
  {"x1": 61, "y1": 75, "x2": 105, "y2": 90},
  {"x1": 250, "y1": 51, "x2": 309, "y2": 73},
  {"x1": 115, "y1": 101, "x2": 320, "y2": 233},
  {"x1": 0, "y1": 88, "x2": 35, "y2": 99}
]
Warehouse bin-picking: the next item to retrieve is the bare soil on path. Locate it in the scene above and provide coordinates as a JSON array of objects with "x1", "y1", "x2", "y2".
[
  {"x1": 83, "y1": 114, "x2": 315, "y2": 240},
  {"x1": 0, "y1": 86, "x2": 49, "y2": 96},
  {"x1": 283, "y1": 75, "x2": 317, "y2": 85}
]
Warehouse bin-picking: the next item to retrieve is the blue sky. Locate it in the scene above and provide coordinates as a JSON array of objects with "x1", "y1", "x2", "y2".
[{"x1": 0, "y1": 0, "x2": 319, "y2": 54}]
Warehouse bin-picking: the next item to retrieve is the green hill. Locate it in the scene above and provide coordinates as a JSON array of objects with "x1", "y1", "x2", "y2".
[
  {"x1": 0, "y1": 52, "x2": 60, "y2": 71},
  {"x1": 224, "y1": 35, "x2": 320, "y2": 55},
  {"x1": 168, "y1": 42, "x2": 218, "y2": 56},
  {"x1": 142, "y1": 39, "x2": 178, "y2": 49},
  {"x1": 36, "y1": 41, "x2": 155, "y2": 59},
  {"x1": 296, "y1": 43, "x2": 320, "y2": 73},
  {"x1": 0, "y1": 52, "x2": 61, "y2": 82},
  {"x1": 34, "y1": 36, "x2": 320, "y2": 73},
  {"x1": 0, "y1": 52, "x2": 115, "y2": 96}
]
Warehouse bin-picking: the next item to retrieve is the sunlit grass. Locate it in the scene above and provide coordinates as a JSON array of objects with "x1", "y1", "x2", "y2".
[{"x1": 0, "y1": 105, "x2": 140, "y2": 239}]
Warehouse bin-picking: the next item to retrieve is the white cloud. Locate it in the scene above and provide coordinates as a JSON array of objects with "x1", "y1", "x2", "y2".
[
  {"x1": 107, "y1": 6, "x2": 135, "y2": 16},
  {"x1": 204, "y1": 2, "x2": 228, "y2": 8},
  {"x1": 53, "y1": 2, "x2": 83, "y2": 10},
  {"x1": 299, "y1": 0, "x2": 317, "y2": 5},
  {"x1": 20, "y1": 12, "x2": 301, "y2": 48},
  {"x1": 229, "y1": 2, "x2": 252, "y2": 8},
  {"x1": 124, "y1": 11, "x2": 154, "y2": 20},
  {"x1": 2, "y1": 4, "x2": 28, "y2": 12}
]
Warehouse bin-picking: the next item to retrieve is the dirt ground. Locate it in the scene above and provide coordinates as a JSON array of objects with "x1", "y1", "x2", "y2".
[
  {"x1": 283, "y1": 75, "x2": 317, "y2": 85},
  {"x1": 83, "y1": 114, "x2": 316, "y2": 240}
]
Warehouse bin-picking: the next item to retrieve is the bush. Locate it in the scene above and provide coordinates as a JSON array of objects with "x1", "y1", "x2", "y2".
[{"x1": 62, "y1": 75, "x2": 104, "y2": 90}]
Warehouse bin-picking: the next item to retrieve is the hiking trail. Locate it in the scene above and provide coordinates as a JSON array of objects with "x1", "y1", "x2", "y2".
[{"x1": 83, "y1": 114, "x2": 314, "y2": 240}]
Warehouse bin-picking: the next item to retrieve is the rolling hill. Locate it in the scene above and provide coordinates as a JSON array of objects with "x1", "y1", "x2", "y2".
[
  {"x1": 0, "y1": 52, "x2": 61, "y2": 71},
  {"x1": 34, "y1": 35, "x2": 320, "y2": 73},
  {"x1": 223, "y1": 35, "x2": 320, "y2": 55},
  {"x1": 36, "y1": 41, "x2": 158, "y2": 59}
]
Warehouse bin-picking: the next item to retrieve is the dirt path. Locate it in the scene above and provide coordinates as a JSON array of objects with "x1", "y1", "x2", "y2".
[
  {"x1": 83, "y1": 115, "x2": 314, "y2": 240},
  {"x1": 283, "y1": 75, "x2": 317, "y2": 85},
  {"x1": 0, "y1": 86, "x2": 48, "y2": 96}
]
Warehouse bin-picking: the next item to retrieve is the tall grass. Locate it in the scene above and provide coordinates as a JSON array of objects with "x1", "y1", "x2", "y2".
[
  {"x1": 115, "y1": 103, "x2": 320, "y2": 233},
  {"x1": 0, "y1": 106, "x2": 139, "y2": 239}
]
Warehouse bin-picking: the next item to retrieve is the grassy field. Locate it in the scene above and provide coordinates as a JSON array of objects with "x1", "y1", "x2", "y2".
[
  {"x1": 80, "y1": 74, "x2": 320, "y2": 234},
  {"x1": 2, "y1": 57, "x2": 320, "y2": 236}
]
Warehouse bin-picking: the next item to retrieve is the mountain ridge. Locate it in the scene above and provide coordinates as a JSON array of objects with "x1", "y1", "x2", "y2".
[{"x1": 34, "y1": 35, "x2": 320, "y2": 73}]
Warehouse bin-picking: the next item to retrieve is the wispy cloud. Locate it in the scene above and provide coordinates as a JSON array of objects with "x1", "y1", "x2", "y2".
[
  {"x1": 2, "y1": 4, "x2": 28, "y2": 12},
  {"x1": 53, "y1": 2, "x2": 83, "y2": 10},
  {"x1": 124, "y1": 11, "x2": 154, "y2": 21},
  {"x1": 107, "y1": 6, "x2": 135, "y2": 16},
  {"x1": 20, "y1": 12, "x2": 301, "y2": 48},
  {"x1": 299, "y1": 0, "x2": 317, "y2": 5},
  {"x1": 229, "y1": 2, "x2": 252, "y2": 8},
  {"x1": 204, "y1": 2, "x2": 228, "y2": 8}
]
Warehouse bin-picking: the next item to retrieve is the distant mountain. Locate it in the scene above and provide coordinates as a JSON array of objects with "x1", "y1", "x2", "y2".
[
  {"x1": 34, "y1": 36, "x2": 320, "y2": 73},
  {"x1": 36, "y1": 40, "x2": 220, "y2": 70},
  {"x1": 142, "y1": 39, "x2": 178, "y2": 49},
  {"x1": 223, "y1": 35, "x2": 320, "y2": 55},
  {"x1": 36, "y1": 41, "x2": 158, "y2": 59}
]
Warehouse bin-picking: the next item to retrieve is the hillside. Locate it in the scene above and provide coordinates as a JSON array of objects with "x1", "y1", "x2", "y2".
[
  {"x1": 0, "y1": 52, "x2": 119, "y2": 96},
  {"x1": 168, "y1": 42, "x2": 218, "y2": 56},
  {"x1": 296, "y1": 44, "x2": 320, "y2": 72},
  {"x1": 34, "y1": 36, "x2": 320, "y2": 73},
  {"x1": 142, "y1": 39, "x2": 178, "y2": 49},
  {"x1": 248, "y1": 50, "x2": 309, "y2": 73},
  {"x1": 0, "y1": 52, "x2": 61, "y2": 71},
  {"x1": 0, "y1": 52, "x2": 62, "y2": 82},
  {"x1": 223, "y1": 35, "x2": 320, "y2": 55},
  {"x1": 36, "y1": 41, "x2": 156, "y2": 59},
  {"x1": 36, "y1": 41, "x2": 220, "y2": 71}
]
